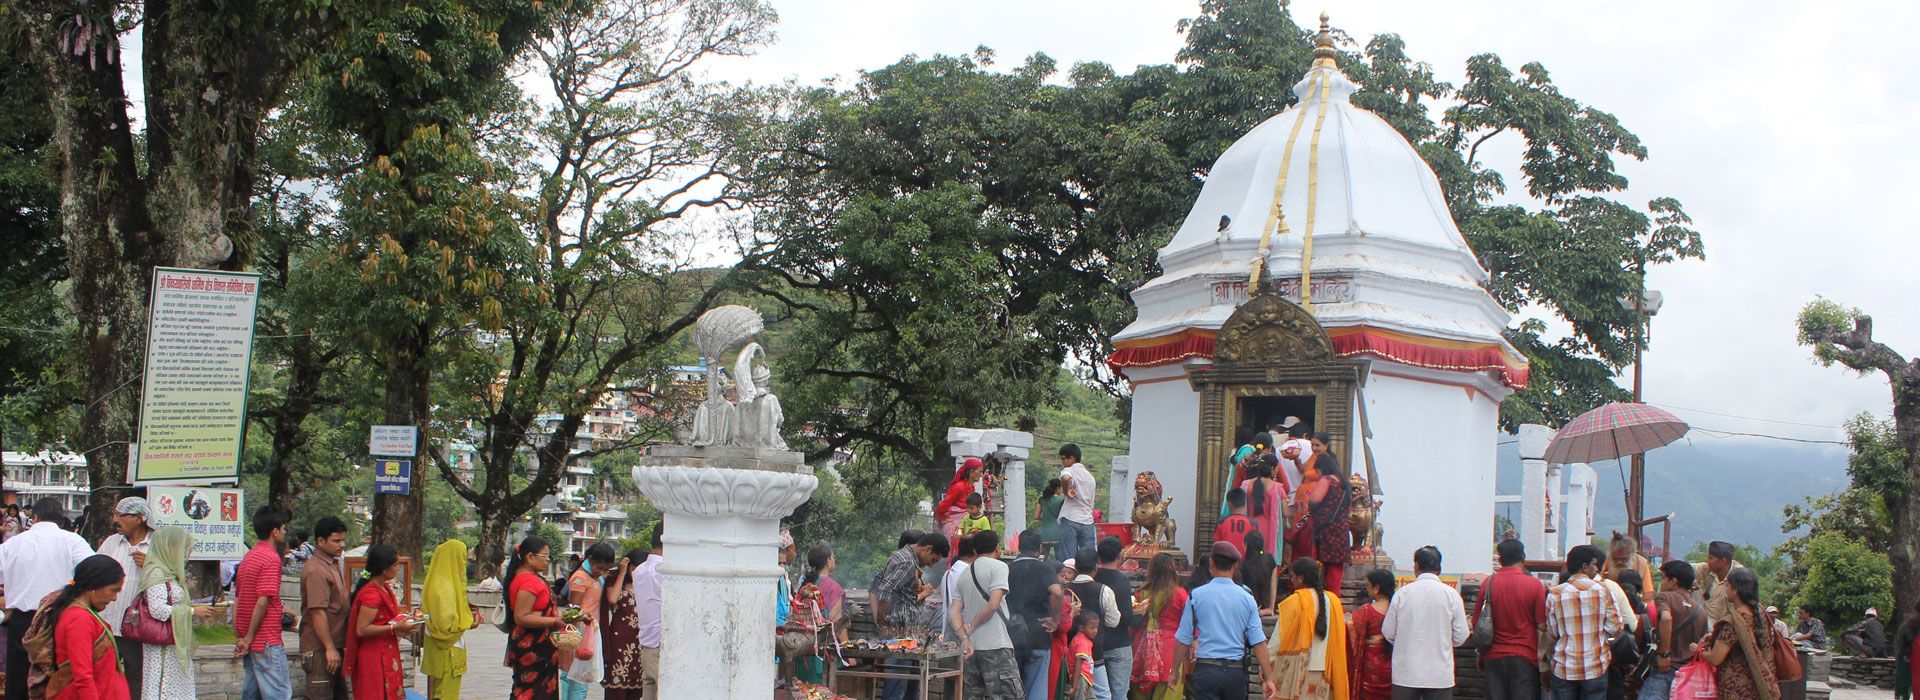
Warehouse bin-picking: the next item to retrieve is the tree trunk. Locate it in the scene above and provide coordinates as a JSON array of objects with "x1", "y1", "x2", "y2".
[
  {"x1": 263, "y1": 345, "x2": 336, "y2": 510},
  {"x1": 1890, "y1": 385, "x2": 1920, "y2": 632},
  {"x1": 371, "y1": 328, "x2": 431, "y2": 561},
  {"x1": 474, "y1": 502, "x2": 516, "y2": 582},
  {"x1": 20, "y1": 7, "x2": 155, "y2": 541}
]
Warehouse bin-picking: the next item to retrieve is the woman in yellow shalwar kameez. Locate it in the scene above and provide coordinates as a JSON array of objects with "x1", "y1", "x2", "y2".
[
  {"x1": 1270, "y1": 558, "x2": 1350, "y2": 700},
  {"x1": 422, "y1": 540, "x2": 481, "y2": 700}
]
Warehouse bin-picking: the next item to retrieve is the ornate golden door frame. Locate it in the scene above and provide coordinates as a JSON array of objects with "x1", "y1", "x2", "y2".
[{"x1": 1187, "y1": 293, "x2": 1366, "y2": 544}]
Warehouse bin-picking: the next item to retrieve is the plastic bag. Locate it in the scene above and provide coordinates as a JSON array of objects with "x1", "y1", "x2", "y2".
[
  {"x1": 1672, "y1": 658, "x2": 1718, "y2": 700},
  {"x1": 566, "y1": 640, "x2": 604, "y2": 684}
]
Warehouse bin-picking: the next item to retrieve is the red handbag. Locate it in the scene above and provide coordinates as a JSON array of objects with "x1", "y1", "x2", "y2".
[{"x1": 122, "y1": 586, "x2": 176, "y2": 645}]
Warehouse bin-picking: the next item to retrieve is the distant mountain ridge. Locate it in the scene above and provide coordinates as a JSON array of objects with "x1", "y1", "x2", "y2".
[{"x1": 1496, "y1": 438, "x2": 1850, "y2": 553}]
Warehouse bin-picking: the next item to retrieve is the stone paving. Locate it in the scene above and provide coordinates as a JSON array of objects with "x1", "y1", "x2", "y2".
[
  {"x1": 1829, "y1": 686, "x2": 1894, "y2": 700},
  {"x1": 412, "y1": 626, "x2": 605, "y2": 700}
]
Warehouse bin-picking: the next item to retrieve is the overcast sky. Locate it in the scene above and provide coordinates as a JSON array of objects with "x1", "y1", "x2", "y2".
[{"x1": 701, "y1": 0, "x2": 1920, "y2": 447}]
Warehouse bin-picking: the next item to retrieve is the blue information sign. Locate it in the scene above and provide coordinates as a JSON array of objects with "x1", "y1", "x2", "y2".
[{"x1": 373, "y1": 458, "x2": 412, "y2": 495}]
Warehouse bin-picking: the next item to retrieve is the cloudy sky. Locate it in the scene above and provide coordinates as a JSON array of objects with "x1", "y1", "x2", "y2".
[{"x1": 703, "y1": 0, "x2": 1920, "y2": 448}]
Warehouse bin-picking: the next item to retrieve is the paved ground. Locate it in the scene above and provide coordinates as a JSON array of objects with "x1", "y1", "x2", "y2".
[
  {"x1": 414, "y1": 627, "x2": 605, "y2": 700},
  {"x1": 1830, "y1": 686, "x2": 1894, "y2": 700}
]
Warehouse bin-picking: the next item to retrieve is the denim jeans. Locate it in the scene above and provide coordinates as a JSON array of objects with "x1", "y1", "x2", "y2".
[
  {"x1": 1552, "y1": 675, "x2": 1608, "y2": 700},
  {"x1": 240, "y1": 645, "x2": 292, "y2": 700},
  {"x1": 1058, "y1": 518, "x2": 1098, "y2": 559},
  {"x1": 881, "y1": 658, "x2": 920, "y2": 700},
  {"x1": 1022, "y1": 648, "x2": 1052, "y2": 700},
  {"x1": 561, "y1": 674, "x2": 589, "y2": 700},
  {"x1": 1102, "y1": 646, "x2": 1134, "y2": 698},
  {"x1": 1091, "y1": 661, "x2": 1111, "y2": 700},
  {"x1": 1636, "y1": 669, "x2": 1675, "y2": 700}
]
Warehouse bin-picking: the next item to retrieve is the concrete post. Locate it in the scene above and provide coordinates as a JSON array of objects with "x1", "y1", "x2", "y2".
[
  {"x1": 1563, "y1": 463, "x2": 1597, "y2": 550},
  {"x1": 1544, "y1": 464, "x2": 1564, "y2": 558},
  {"x1": 1517, "y1": 424, "x2": 1553, "y2": 559},
  {"x1": 1001, "y1": 457, "x2": 1027, "y2": 540},
  {"x1": 634, "y1": 446, "x2": 816, "y2": 698},
  {"x1": 1109, "y1": 455, "x2": 1134, "y2": 528}
]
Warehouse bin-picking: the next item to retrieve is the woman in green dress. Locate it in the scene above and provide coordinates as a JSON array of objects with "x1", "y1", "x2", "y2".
[{"x1": 1036, "y1": 478, "x2": 1066, "y2": 558}]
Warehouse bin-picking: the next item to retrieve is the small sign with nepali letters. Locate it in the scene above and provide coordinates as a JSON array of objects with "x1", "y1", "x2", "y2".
[
  {"x1": 373, "y1": 458, "x2": 412, "y2": 495},
  {"x1": 368, "y1": 425, "x2": 418, "y2": 457},
  {"x1": 149, "y1": 486, "x2": 247, "y2": 560}
]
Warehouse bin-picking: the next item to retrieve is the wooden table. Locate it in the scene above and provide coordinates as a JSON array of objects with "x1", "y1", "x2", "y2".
[{"x1": 823, "y1": 644, "x2": 964, "y2": 699}]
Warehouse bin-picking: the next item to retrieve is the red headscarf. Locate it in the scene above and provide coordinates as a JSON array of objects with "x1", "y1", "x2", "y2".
[{"x1": 935, "y1": 458, "x2": 983, "y2": 522}]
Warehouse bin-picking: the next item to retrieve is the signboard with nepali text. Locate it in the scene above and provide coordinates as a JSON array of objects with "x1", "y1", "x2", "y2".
[
  {"x1": 149, "y1": 486, "x2": 247, "y2": 560},
  {"x1": 134, "y1": 268, "x2": 261, "y2": 484},
  {"x1": 373, "y1": 458, "x2": 413, "y2": 495}
]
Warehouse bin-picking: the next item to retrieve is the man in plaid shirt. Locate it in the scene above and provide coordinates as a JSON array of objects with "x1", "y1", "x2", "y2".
[{"x1": 1546, "y1": 545, "x2": 1622, "y2": 700}]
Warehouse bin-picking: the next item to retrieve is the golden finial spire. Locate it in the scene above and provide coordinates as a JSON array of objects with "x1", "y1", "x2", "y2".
[{"x1": 1313, "y1": 12, "x2": 1337, "y2": 65}]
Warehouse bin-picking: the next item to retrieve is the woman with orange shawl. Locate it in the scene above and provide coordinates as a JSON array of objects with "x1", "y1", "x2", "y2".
[
  {"x1": 347, "y1": 544, "x2": 414, "y2": 700},
  {"x1": 1271, "y1": 558, "x2": 1349, "y2": 700},
  {"x1": 933, "y1": 458, "x2": 985, "y2": 556}
]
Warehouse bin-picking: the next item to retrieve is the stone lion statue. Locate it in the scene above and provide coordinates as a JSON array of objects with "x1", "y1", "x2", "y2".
[
  {"x1": 1349, "y1": 474, "x2": 1381, "y2": 557},
  {"x1": 1131, "y1": 471, "x2": 1177, "y2": 548}
]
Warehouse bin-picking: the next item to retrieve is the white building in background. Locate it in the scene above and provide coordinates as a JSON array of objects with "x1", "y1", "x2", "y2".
[
  {"x1": 3, "y1": 451, "x2": 89, "y2": 515},
  {"x1": 1107, "y1": 20, "x2": 1525, "y2": 573}
]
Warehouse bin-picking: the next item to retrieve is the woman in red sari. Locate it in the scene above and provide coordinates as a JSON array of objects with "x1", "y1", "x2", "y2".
[
  {"x1": 347, "y1": 544, "x2": 414, "y2": 699},
  {"x1": 508, "y1": 537, "x2": 566, "y2": 700},
  {"x1": 35, "y1": 555, "x2": 130, "y2": 700},
  {"x1": 1348, "y1": 569, "x2": 1395, "y2": 700},
  {"x1": 933, "y1": 458, "x2": 985, "y2": 556},
  {"x1": 1131, "y1": 553, "x2": 1189, "y2": 698}
]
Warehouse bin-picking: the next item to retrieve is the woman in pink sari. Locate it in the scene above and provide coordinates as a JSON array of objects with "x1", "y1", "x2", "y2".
[
  {"x1": 1239, "y1": 457, "x2": 1287, "y2": 557},
  {"x1": 933, "y1": 458, "x2": 984, "y2": 555}
]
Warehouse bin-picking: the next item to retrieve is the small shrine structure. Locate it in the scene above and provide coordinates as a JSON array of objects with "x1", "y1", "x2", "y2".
[{"x1": 1107, "y1": 16, "x2": 1527, "y2": 572}]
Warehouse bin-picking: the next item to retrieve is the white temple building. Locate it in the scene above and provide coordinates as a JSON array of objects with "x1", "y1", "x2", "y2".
[{"x1": 1109, "y1": 17, "x2": 1526, "y2": 573}]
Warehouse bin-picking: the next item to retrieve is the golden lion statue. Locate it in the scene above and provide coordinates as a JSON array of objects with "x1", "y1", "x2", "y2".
[
  {"x1": 1349, "y1": 474, "x2": 1381, "y2": 558},
  {"x1": 1131, "y1": 471, "x2": 1177, "y2": 548}
]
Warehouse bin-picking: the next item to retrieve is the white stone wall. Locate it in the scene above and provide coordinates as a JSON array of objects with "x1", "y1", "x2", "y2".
[
  {"x1": 1359, "y1": 370, "x2": 1500, "y2": 574},
  {"x1": 1123, "y1": 363, "x2": 1204, "y2": 553}
]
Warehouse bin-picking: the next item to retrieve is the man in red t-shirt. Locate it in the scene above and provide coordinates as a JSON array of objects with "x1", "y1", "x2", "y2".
[
  {"x1": 1213, "y1": 488, "x2": 1254, "y2": 550},
  {"x1": 1475, "y1": 538, "x2": 1547, "y2": 700},
  {"x1": 234, "y1": 504, "x2": 293, "y2": 700}
]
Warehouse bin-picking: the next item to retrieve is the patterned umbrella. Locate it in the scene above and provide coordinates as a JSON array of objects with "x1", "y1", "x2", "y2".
[{"x1": 1543, "y1": 402, "x2": 1689, "y2": 464}]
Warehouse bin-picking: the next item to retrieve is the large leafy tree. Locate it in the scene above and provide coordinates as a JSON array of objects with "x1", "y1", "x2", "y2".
[
  {"x1": 436, "y1": 0, "x2": 776, "y2": 577},
  {"x1": 306, "y1": 0, "x2": 564, "y2": 558},
  {"x1": 1798, "y1": 299, "x2": 1918, "y2": 629},
  {"x1": 0, "y1": 34, "x2": 70, "y2": 454},
  {"x1": 743, "y1": 0, "x2": 1703, "y2": 505},
  {"x1": 8, "y1": 0, "x2": 330, "y2": 539}
]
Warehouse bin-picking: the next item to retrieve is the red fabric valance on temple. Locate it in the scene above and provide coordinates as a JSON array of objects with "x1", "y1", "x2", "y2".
[{"x1": 1105, "y1": 326, "x2": 1528, "y2": 388}]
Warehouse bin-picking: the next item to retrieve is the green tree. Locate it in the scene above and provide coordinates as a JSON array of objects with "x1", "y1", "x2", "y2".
[
  {"x1": 1797, "y1": 299, "x2": 1918, "y2": 628},
  {"x1": 306, "y1": 0, "x2": 564, "y2": 559},
  {"x1": 9, "y1": 0, "x2": 335, "y2": 539},
  {"x1": 0, "y1": 33, "x2": 71, "y2": 455},
  {"x1": 1791, "y1": 532, "x2": 1895, "y2": 636},
  {"x1": 1773, "y1": 483, "x2": 1891, "y2": 604},
  {"x1": 430, "y1": 0, "x2": 775, "y2": 578}
]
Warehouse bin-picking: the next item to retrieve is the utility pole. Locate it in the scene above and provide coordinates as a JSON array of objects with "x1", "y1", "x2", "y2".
[{"x1": 1621, "y1": 263, "x2": 1663, "y2": 544}]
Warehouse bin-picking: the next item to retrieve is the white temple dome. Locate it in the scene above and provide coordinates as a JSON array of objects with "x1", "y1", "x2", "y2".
[{"x1": 1110, "y1": 27, "x2": 1526, "y2": 391}]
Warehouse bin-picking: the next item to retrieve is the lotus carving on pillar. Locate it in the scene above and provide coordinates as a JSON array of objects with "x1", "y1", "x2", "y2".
[{"x1": 633, "y1": 466, "x2": 817, "y2": 519}]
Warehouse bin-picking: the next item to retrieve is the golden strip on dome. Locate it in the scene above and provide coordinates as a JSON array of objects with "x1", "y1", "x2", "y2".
[
  {"x1": 1299, "y1": 12, "x2": 1338, "y2": 315},
  {"x1": 1248, "y1": 58, "x2": 1327, "y2": 289}
]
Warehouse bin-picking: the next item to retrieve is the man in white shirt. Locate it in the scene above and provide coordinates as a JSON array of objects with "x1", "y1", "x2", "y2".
[
  {"x1": 1056, "y1": 444, "x2": 1099, "y2": 558},
  {"x1": 633, "y1": 522, "x2": 665, "y2": 700},
  {"x1": 0, "y1": 498, "x2": 94, "y2": 700},
  {"x1": 97, "y1": 497, "x2": 155, "y2": 693},
  {"x1": 1383, "y1": 546, "x2": 1470, "y2": 700},
  {"x1": 951, "y1": 532, "x2": 1021, "y2": 700},
  {"x1": 1276, "y1": 418, "x2": 1313, "y2": 490}
]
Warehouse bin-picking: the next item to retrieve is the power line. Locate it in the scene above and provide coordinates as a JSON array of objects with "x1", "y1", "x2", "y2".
[
  {"x1": 1686, "y1": 427, "x2": 1849, "y2": 446},
  {"x1": 1650, "y1": 402, "x2": 1843, "y2": 430}
]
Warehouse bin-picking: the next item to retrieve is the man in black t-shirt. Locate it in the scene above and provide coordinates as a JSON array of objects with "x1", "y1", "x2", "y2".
[{"x1": 1009, "y1": 530, "x2": 1061, "y2": 700}]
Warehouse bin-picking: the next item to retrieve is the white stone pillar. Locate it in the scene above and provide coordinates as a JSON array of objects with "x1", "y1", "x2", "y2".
[
  {"x1": 1544, "y1": 464, "x2": 1564, "y2": 558},
  {"x1": 635, "y1": 446, "x2": 816, "y2": 699},
  {"x1": 1563, "y1": 462, "x2": 1597, "y2": 550},
  {"x1": 1001, "y1": 457, "x2": 1027, "y2": 540},
  {"x1": 1517, "y1": 424, "x2": 1553, "y2": 559},
  {"x1": 1109, "y1": 455, "x2": 1133, "y2": 529}
]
